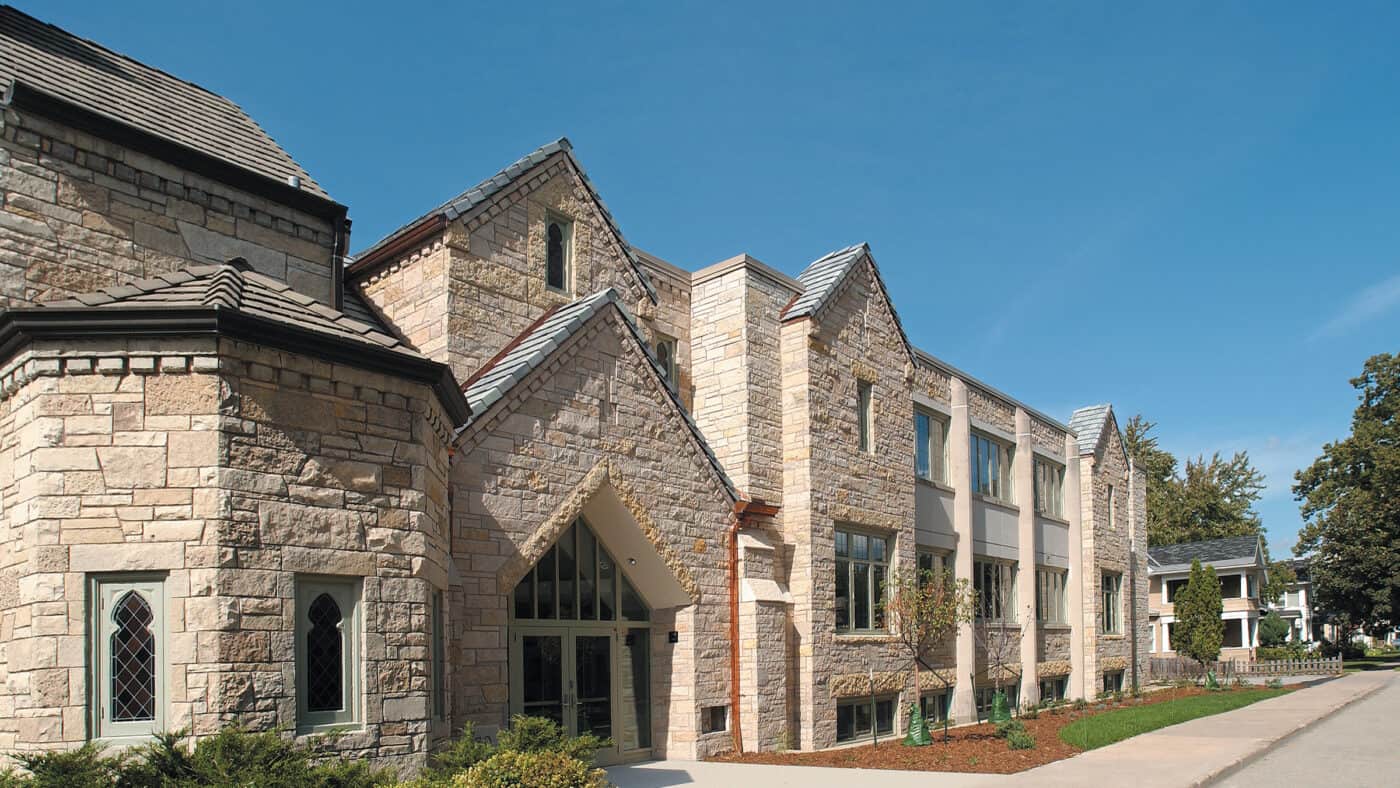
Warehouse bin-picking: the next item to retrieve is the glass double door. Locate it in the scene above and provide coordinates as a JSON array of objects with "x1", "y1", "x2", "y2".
[{"x1": 511, "y1": 624, "x2": 651, "y2": 764}]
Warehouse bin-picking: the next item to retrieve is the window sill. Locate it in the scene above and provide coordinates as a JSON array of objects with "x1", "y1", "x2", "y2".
[
  {"x1": 295, "y1": 722, "x2": 365, "y2": 738},
  {"x1": 1101, "y1": 634, "x2": 1126, "y2": 640},
  {"x1": 1036, "y1": 512, "x2": 1071, "y2": 526},
  {"x1": 915, "y1": 477, "x2": 955, "y2": 494},
  {"x1": 1038, "y1": 624, "x2": 1073, "y2": 632},
  {"x1": 834, "y1": 632, "x2": 897, "y2": 643},
  {"x1": 974, "y1": 494, "x2": 1019, "y2": 513}
]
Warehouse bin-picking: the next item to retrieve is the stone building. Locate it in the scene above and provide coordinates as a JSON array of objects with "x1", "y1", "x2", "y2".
[{"x1": 0, "y1": 6, "x2": 1149, "y2": 770}]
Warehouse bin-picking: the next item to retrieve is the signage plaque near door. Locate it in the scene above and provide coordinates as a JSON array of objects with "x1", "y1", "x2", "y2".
[{"x1": 668, "y1": 631, "x2": 679, "y2": 644}]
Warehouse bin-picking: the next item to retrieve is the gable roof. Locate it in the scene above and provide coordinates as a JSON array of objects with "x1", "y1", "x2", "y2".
[
  {"x1": 1147, "y1": 535, "x2": 1263, "y2": 572},
  {"x1": 459, "y1": 288, "x2": 738, "y2": 503},
  {"x1": 1, "y1": 259, "x2": 470, "y2": 424},
  {"x1": 780, "y1": 242, "x2": 914, "y2": 363},
  {"x1": 1069, "y1": 404, "x2": 1113, "y2": 455},
  {"x1": 348, "y1": 137, "x2": 657, "y2": 303},
  {"x1": 0, "y1": 6, "x2": 330, "y2": 203}
]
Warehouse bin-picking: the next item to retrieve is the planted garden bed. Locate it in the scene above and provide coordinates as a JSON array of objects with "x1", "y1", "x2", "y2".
[{"x1": 712, "y1": 684, "x2": 1295, "y2": 774}]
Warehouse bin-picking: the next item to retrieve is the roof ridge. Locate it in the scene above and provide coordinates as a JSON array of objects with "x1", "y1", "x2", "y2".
[{"x1": 201, "y1": 258, "x2": 247, "y2": 309}]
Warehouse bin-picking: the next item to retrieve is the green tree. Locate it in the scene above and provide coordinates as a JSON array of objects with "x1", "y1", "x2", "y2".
[
  {"x1": 1123, "y1": 415, "x2": 1178, "y2": 539},
  {"x1": 1260, "y1": 559, "x2": 1296, "y2": 607},
  {"x1": 1175, "y1": 559, "x2": 1224, "y2": 672},
  {"x1": 1257, "y1": 611, "x2": 1290, "y2": 647},
  {"x1": 884, "y1": 565, "x2": 976, "y2": 743},
  {"x1": 1294, "y1": 353, "x2": 1400, "y2": 636}
]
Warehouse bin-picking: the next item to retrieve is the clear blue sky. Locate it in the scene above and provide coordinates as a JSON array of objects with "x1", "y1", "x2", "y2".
[{"x1": 40, "y1": 1, "x2": 1399, "y2": 557}]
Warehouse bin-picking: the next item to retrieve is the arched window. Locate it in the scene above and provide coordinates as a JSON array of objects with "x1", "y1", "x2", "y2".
[
  {"x1": 306, "y1": 593, "x2": 344, "y2": 712},
  {"x1": 110, "y1": 591, "x2": 156, "y2": 722},
  {"x1": 546, "y1": 218, "x2": 570, "y2": 292}
]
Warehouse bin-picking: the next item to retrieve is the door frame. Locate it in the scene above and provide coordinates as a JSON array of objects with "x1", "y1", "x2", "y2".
[{"x1": 509, "y1": 621, "x2": 652, "y2": 765}]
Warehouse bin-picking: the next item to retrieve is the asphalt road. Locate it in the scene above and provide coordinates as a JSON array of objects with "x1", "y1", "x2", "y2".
[{"x1": 1217, "y1": 668, "x2": 1398, "y2": 788}]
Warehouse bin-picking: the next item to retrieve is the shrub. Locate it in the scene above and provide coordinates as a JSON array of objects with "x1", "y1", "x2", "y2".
[
  {"x1": 461, "y1": 750, "x2": 607, "y2": 788},
  {"x1": 1257, "y1": 612, "x2": 1290, "y2": 648},
  {"x1": 1319, "y1": 637, "x2": 1365, "y2": 660},
  {"x1": 994, "y1": 719, "x2": 1026, "y2": 739},
  {"x1": 1020, "y1": 703, "x2": 1039, "y2": 719},
  {"x1": 1072, "y1": 698, "x2": 1088, "y2": 711},
  {"x1": 427, "y1": 722, "x2": 497, "y2": 778},
  {"x1": 1266, "y1": 678, "x2": 1284, "y2": 689},
  {"x1": 2, "y1": 744, "x2": 119, "y2": 788},
  {"x1": 1006, "y1": 730, "x2": 1036, "y2": 750},
  {"x1": 496, "y1": 716, "x2": 608, "y2": 764},
  {"x1": 118, "y1": 726, "x2": 390, "y2": 788}
]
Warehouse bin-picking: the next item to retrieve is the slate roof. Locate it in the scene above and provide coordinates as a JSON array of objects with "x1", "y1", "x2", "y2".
[
  {"x1": 461, "y1": 288, "x2": 738, "y2": 501},
  {"x1": 42, "y1": 259, "x2": 421, "y2": 358},
  {"x1": 1069, "y1": 404, "x2": 1113, "y2": 455},
  {"x1": 352, "y1": 137, "x2": 656, "y2": 302},
  {"x1": 781, "y1": 243, "x2": 869, "y2": 320},
  {"x1": 0, "y1": 5, "x2": 328, "y2": 198},
  {"x1": 1147, "y1": 535, "x2": 1263, "y2": 571}
]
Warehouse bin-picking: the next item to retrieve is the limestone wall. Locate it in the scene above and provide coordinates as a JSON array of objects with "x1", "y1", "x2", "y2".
[
  {"x1": 449, "y1": 309, "x2": 735, "y2": 759},
  {"x1": 0, "y1": 336, "x2": 450, "y2": 768},
  {"x1": 0, "y1": 108, "x2": 336, "y2": 310}
]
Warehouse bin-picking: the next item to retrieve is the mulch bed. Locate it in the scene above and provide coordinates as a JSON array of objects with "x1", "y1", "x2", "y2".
[{"x1": 711, "y1": 685, "x2": 1298, "y2": 774}]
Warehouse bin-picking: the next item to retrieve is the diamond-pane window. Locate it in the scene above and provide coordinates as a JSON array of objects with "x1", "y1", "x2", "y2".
[
  {"x1": 306, "y1": 594, "x2": 344, "y2": 712},
  {"x1": 110, "y1": 591, "x2": 156, "y2": 722},
  {"x1": 296, "y1": 578, "x2": 359, "y2": 729}
]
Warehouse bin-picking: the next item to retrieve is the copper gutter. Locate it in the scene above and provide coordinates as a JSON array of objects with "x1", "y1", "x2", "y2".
[
  {"x1": 345, "y1": 214, "x2": 448, "y2": 280},
  {"x1": 729, "y1": 498, "x2": 781, "y2": 754}
]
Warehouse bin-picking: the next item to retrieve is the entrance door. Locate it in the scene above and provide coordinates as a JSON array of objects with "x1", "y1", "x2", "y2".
[
  {"x1": 573, "y1": 634, "x2": 612, "y2": 741},
  {"x1": 519, "y1": 632, "x2": 565, "y2": 726},
  {"x1": 511, "y1": 627, "x2": 629, "y2": 762}
]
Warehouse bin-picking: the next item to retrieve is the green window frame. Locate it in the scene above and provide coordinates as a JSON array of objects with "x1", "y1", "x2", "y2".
[
  {"x1": 836, "y1": 695, "x2": 896, "y2": 742},
  {"x1": 295, "y1": 577, "x2": 361, "y2": 731},
  {"x1": 1039, "y1": 676, "x2": 1067, "y2": 702},
  {"x1": 857, "y1": 380, "x2": 874, "y2": 454},
  {"x1": 1033, "y1": 458, "x2": 1064, "y2": 516},
  {"x1": 1036, "y1": 568, "x2": 1068, "y2": 625},
  {"x1": 1101, "y1": 572, "x2": 1123, "y2": 635},
  {"x1": 835, "y1": 528, "x2": 889, "y2": 633},
  {"x1": 914, "y1": 409, "x2": 948, "y2": 483},
  {"x1": 974, "y1": 559, "x2": 1017, "y2": 622},
  {"x1": 971, "y1": 432, "x2": 1014, "y2": 503},
  {"x1": 431, "y1": 589, "x2": 446, "y2": 721},
  {"x1": 90, "y1": 574, "x2": 167, "y2": 741}
]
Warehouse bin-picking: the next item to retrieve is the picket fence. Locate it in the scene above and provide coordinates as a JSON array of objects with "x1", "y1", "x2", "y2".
[{"x1": 1149, "y1": 655, "x2": 1343, "y2": 680}]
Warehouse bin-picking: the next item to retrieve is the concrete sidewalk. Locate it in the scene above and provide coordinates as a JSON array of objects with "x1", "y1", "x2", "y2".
[{"x1": 607, "y1": 671, "x2": 1391, "y2": 788}]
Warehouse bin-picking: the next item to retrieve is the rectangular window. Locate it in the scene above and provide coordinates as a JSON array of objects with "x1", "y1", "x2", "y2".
[
  {"x1": 1101, "y1": 572, "x2": 1123, "y2": 635},
  {"x1": 1102, "y1": 671, "x2": 1124, "y2": 694},
  {"x1": 431, "y1": 589, "x2": 446, "y2": 721},
  {"x1": 917, "y1": 550, "x2": 947, "y2": 588},
  {"x1": 914, "y1": 409, "x2": 948, "y2": 483},
  {"x1": 836, "y1": 696, "x2": 896, "y2": 742},
  {"x1": 920, "y1": 690, "x2": 952, "y2": 724},
  {"x1": 91, "y1": 575, "x2": 167, "y2": 741},
  {"x1": 1033, "y1": 459, "x2": 1064, "y2": 517},
  {"x1": 1036, "y1": 568, "x2": 1068, "y2": 625},
  {"x1": 1247, "y1": 574, "x2": 1259, "y2": 599},
  {"x1": 1223, "y1": 619, "x2": 1246, "y2": 648},
  {"x1": 701, "y1": 705, "x2": 728, "y2": 734},
  {"x1": 1039, "y1": 676, "x2": 1067, "y2": 702},
  {"x1": 974, "y1": 560, "x2": 1017, "y2": 622},
  {"x1": 1107, "y1": 484, "x2": 1116, "y2": 530},
  {"x1": 970, "y1": 433, "x2": 1014, "y2": 503},
  {"x1": 296, "y1": 577, "x2": 361, "y2": 730},
  {"x1": 1285, "y1": 590, "x2": 1301, "y2": 608},
  {"x1": 835, "y1": 528, "x2": 889, "y2": 633},
  {"x1": 1165, "y1": 578, "x2": 1189, "y2": 603},
  {"x1": 654, "y1": 335, "x2": 679, "y2": 391},
  {"x1": 1220, "y1": 575, "x2": 1243, "y2": 599},
  {"x1": 857, "y1": 380, "x2": 874, "y2": 454}
]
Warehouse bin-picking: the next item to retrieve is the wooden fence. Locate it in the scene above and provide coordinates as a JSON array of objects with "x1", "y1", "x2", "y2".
[{"x1": 1150, "y1": 655, "x2": 1343, "y2": 681}]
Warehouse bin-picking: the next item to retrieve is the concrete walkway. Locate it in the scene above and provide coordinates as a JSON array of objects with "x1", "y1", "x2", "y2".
[
  {"x1": 606, "y1": 671, "x2": 1391, "y2": 788},
  {"x1": 1218, "y1": 669, "x2": 1400, "y2": 787}
]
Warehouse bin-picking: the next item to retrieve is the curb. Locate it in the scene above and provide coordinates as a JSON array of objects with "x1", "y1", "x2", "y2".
[{"x1": 1198, "y1": 675, "x2": 1389, "y2": 786}]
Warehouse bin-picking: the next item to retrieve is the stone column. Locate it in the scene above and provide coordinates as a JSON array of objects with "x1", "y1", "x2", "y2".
[
  {"x1": 1015, "y1": 409, "x2": 1037, "y2": 709},
  {"x1": 949, "y1": 378, "x2": 976, "y2": 723},
  {"x1": 1065, "y1": 432, "x2": 1087, "y2": 700}
]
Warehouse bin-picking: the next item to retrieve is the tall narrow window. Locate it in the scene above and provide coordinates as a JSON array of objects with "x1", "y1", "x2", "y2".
[
  {"x1": 1034, "y1": 459, "x2": 1064, "y2": 517},
  {"x1": 1107, "y1": 484, "x2": 1116, "y2": 530},
  {"x1": 297, "y1": 578, "x2": 360, "y2": 729},
  {"x1": 92, "y1": 576, "x2": 166, "y2": 740},
  {"x1": 974, "y1": 560, "x2": 1017, "y2": 621},
  {"x1": 654, "y1": 336, "x2": 678, "y2": 390},
  {"x1": 971, "y1": 433, "x2": 1014, "y2": 503},
  {"x1": 1036, "y1": 568, "x2": 1068, "y2": 625},
  {"x1": 915, "y1": 409, "x2": 948, "y2": 483},
  {"x1": 1101, "y1": 572, "x2": 1123, "y2": 635},
  {"x1": 546, "y1": 217, "x2": 571, "y2": 293},
  {"x1": 835, "y1": 528, "x2": 889, "y2": 633},
  {"x1": 857, "y1": 380, "x2": 874, "y2": 454}
]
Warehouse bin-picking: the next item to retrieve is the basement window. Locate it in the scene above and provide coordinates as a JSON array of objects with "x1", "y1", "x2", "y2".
[
  {"x1": 701, "y1": 705, "x2": 728, "y2": 734},
  {"x1": 836, "y1": 696, "x2": 895, "y2": 742}
]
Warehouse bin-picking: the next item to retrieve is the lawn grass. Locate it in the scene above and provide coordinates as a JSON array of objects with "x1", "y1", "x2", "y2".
[
  {"x1": 1058, "y1": 689, "x2": 1289, "y2": 750},
  {"x1": 1343, "y1": 655, "x2": 1400, "y2": 672}
]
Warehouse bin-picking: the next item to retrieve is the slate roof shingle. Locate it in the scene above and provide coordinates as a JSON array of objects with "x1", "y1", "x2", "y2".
[
  {"x1": 461, "y1": 288, "x2": 738, "y2": 501},
  {"x1": 1147, "y1": 535, "x2": 1262, "y2": 570},
  {"x1": 41, "y1": 258, "x2": 423, "y2": 358},
  {"x1": 352, "y1": 137, "x2": 656, "y2": 302},
  {"x1": 1069, "y1": 404, "x2": 1113, "y2": 455},
  {"x1": 781, "y1": 243, "x2": 869, "y2": 320},
  {"x1": 0, "y1": 5, "x2": 328, "y2": 199}
]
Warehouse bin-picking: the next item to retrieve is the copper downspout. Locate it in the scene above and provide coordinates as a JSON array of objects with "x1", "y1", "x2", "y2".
[{"x1": 729, "y1": 499, "x2": 780, "y2": 754}]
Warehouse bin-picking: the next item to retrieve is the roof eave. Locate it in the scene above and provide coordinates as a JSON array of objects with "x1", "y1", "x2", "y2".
[
  {"x1": 2, "y1": 81, "x2": 345, "y2": 221},
  {"x1": 345, "y1": 214, "x2": 448, "y2": 279},
  {"x1": 0, "y1": 305, "x2": 470, "y2": 425}
]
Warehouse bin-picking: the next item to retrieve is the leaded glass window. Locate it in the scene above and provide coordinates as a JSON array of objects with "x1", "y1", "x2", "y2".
[
  {"x1": 296, "y1": 578, "x2": 359, "y2": 729},
  {"x1": 110, "y1": 591, "x2": 156, "y2": 723},
  {"x1": 92, "y1": 576, "x2": 165, "y2": 740},
  {"x1": 546, "y1": 217, "x2": 571, "y2": 293}
]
